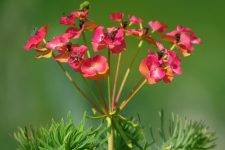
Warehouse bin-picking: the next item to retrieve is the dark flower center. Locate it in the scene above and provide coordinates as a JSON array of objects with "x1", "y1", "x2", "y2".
[
  {"x1": 175, "y1": 33, "x2": 180, "y2": 43},
  {"x1": 108, "y1": 27, "x2": 119, "y2": 40},
  {"x1": 66, "y1": 43, "x2": 72, "y2": 52},
  {"x1": 122, "y1": 20, "x2": 128, "y2": 28},
  {"x1": 66, "y1": 15, "x2": 73, "y2": 20},
  {"x1": 157, "y1": 50, "x2": 165, "y2": 60},
  {"x1": 79, "y1": 20, "x2": 85, "y2": 29},
  {"x1": 70, "y1": 51, "x2": 82, "y2": 63},
  {"x1": 143, "y1": 27, "x2": 149, "y2": 35}
]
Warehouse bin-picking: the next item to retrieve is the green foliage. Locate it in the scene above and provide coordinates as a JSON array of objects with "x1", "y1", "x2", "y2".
[
  {"x1": 14, "y1": 112, "x2": 216, "y2": 150},
  {"x1": 14, "y1": 113, "x2": 104, "y2": 150},
  {"x1": 79, "y1": 1, "x2": 90, "y2": 11},
  {"x1": 113, "y1": 116, "x2": 149, "y2": 150},
  {"x1": 151, "y1": 111, "x2": 216, "y2": 150}
]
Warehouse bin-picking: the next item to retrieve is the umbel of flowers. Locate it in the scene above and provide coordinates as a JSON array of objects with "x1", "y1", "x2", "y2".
[{"x1": 23, "y1": 1, "x2": 201, "y2": 150}]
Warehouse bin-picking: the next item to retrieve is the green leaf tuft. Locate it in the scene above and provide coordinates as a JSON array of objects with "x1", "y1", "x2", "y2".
[
  {"x1": 14, "y1": 113, "x2": 104, "y2": 150},
  {"x1": 153, "y1": 111, "x2": 217, "y2": 150}
]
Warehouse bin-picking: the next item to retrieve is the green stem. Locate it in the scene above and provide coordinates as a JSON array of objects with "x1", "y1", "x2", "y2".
[
  {"x1": 111, "y1": 53, "x2": 122, "y2": 110},
  {"x1": 82, "y1": 32, "x2": 108, "y2": 114},
  {"x1": 107, "y1": 117, "x2": 114, "y2": 150},
  {"x1": 82, "y1": 32, "x2": 91, "y2": 58},
  {"x1": 54, "y1": 57, "x2": 104, "y2": 114},
  {"x1": 115, "y1": 41, "x2": 143, "y2": 106},
  {"x1": 96, "y1": 81, "x2": 108, "y2": 114},
  {"x1": 170, "y1": 44, "x2": 176, "y2": 50},
  {"x1": 114, "y1": 68, "x2": 130, "y2": 105},
  {"x1": 120, "y1": 79, "x2": 147, "y2": 110},
  {"x1": 108, "y1": 122, "x2": 114, "y2": 150},
  {"x1": 107, "y1": 49, "x2": 112, "y2": 111},
  {"x1": 81, "y1": 75, "x2": 103, "y2": 110}
]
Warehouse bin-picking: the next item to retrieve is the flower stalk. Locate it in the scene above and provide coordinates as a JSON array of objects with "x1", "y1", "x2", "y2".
[
  {"x1": 114, "y1": 40, "x2": 144, "y2": 107},
  {"x1": 120, "y1": 79, "x2": 147, "y2": 110},
  {"x1": 54, "y1": 55, "x2": 104, "y2": 114},
  {"x1": 107, "y1": 117, "x2": 114, "y2": 150},
  {"x1": 111, "y1": 53, "x2": 122, "y2": 109},
  {"x1": 108, "y1": 49, "x2": 112, "y2": 111},
  {"x1": 96, "y1": 80, "x2": 108, "y2": 114},
  {"x1": 82, "y1": 32, "x2": 91, "y2": 58}
]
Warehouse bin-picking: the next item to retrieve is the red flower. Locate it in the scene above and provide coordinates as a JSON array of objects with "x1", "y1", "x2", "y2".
[
  {"x1": 81, "y1": 55, "x2": 109, "y2": 80},
  {"x1": 92, "y1": 26, "x2": 126, "y2": 54},
  {"x1": 139, "y1": 51, "x2": 165, "y2": 84},
  {"x1": 46, "y1": 35, "x2": 69, "y2": 50},
  {"x1": 54, "y1": 44, "x2": 88, "y2": 71},
  {"x1": 24, "y1": 25, "x2": 49, "y2": 51},
  {"x1": 63, "y1": 26, "x2": 84, "y2": 39},
  {"x1": 158, "y1": 49, "x2": 182, "y2": 83},
  {"x1": 110, "y1": 12, "x2": 124, "y2": 22},
  {"x1": 60, "y1": 10, "x2": 89, "y2": 25},
  {"x1": 129, "y1": 16, "x2": 142, "y2": 25},
  {"x1": 139, "y1": 46, "x2": 182, "y2": 84},
  {"x1": 46, "y1": 27, "x2": 83, "y2": 50},
  {"x1": 92, "y1": 26, "x2": 107, "y2": 51},
  {"x1": 60, "y1": 14, "x2": 76, "y2": 25},
  {"x1": 106, "y1": 27, "x2": 126, "y2": 54},
  {"x1": 161, "y1": 25, "x2": 201, "y2": 56},
  {"x1": 125, "y1": 28, "x2": 157, "y2": 46},
  {"x1": 148, "y1": 20, "x2": 168, "y2": 33},
  {"x1": 72, "y1": 10, "x2": 90, "y2": 21}
]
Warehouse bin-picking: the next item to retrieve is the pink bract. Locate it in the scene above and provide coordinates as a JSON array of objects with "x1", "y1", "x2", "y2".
[
  {"x1": 91, "y1": 26, "x2": 126, "y2": 54},
  {"x1": 60, "y1": 14, "x2": 75, "y2": 25},
  {"x1": 54, "y1": 44, "x2": 87, "y2": 71},
  {"x1": 92, "y1": 26, "x2": 107, "y2": 51},
  {"x1": 81, "y1": 55, "x2": 109, "y2": 80},
  {"x1": 129, "y1": 16, "x2": 142, "y2": 24},
  {"x1": 148, "y1": 21, "x2": 168, "y2": 33},
  {"x1": 60, "y1": 10, "x2": 90, "y2": 25},
  {"x1": 139, "y1": 47, "x2": 182, "y2": 84},
  {"x1": 72, "y1": 10, "x2": 89, "y2": 21},
  {"x1": 46, "y1": 35, "x2": 69, "y2": 50},
  {"x1": 110, "y1": 12, "x2": 124, "y2": 22},
  {"x1": 161, "y1": 25, "x2": 201, "y2": 56},
  {"x1": 69, "y1": 45, "x2": 88, "y2": 71},
  {"x1": 106, "y1": 26, "x2": 126, "y2": 54},
  {"x1": 64, "y1": 26, "x2": 84, "y2": 39},
  {"x1": 139, "y1": 51, "x2": 165, "y2": 84},
  {"x1": 24, "y1": 25, "x2": 49, "y2": 51},
  {"x1": 46, "y1": 27, "x2": 84, "y2": 50},
  {"x1": 125, "y1": 28, "x2": 157, "y2": 46}
]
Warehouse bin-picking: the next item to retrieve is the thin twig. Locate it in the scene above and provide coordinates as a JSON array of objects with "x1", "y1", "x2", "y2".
[
  {"x1": 96, "y1": 80, "x2": 108, "y2": 114},
  {"x1": 119, "y1": 79, "x2": 147, "y2": 110},
  {"x1": 107, "y1": 49, "x2": 112, "y2": 112},
  {"x1": 80, "y1": 75, "x2": 103, "y2": 108},
  {"x1": 54, "y1": 57, "x2": 104, "y2": 114},
  {"x1": 82, "y1": 32, "x2": 91, "y2": 58},
  {"x1": 111, "y1": 53, "x2": 122, "y2": 110},
  {"x1": 115, "y1": 41, "x2": 143, "y2": 106}
]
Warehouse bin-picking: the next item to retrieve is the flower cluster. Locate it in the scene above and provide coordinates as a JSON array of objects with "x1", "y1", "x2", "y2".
[
  {"x1": 21, "y1": 3, "x2": 216, "y2": 150},
  {"x1": 24, "y1": 1, "x2": 201, "y2": 112}
]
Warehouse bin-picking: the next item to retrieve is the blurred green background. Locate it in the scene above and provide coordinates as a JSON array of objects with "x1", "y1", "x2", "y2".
[{"x1": 1, "y1": 0, "x2": 225, "y2": 149}]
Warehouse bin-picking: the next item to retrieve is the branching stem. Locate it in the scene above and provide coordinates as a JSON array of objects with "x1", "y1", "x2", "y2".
[
  {"x1": 96, "y1": 81, "x2": 108, "y2": 114},
  {"x1": 115, "y1": 41, "x2": 143, "y2": 107},
  {"x1": 82, "y1": 32, "x2": 91, "y2": 58},
  {"x1": 53, "y1": 56, "x2": 104, "y2": 114},
  {"x1": 119, "y1": 78, "x2": 147, "y2": 110},
  {"x1": 111, "y1": 53, "x2": 122, "y2": 109},
  {"x1": 107, "y1": 49, "x2": 112, "y2": 111}
]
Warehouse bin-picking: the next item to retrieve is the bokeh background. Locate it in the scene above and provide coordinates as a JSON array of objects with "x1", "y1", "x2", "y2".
[{"x1": 1, "y1": 0, "x2": 225, "y2": 149}]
